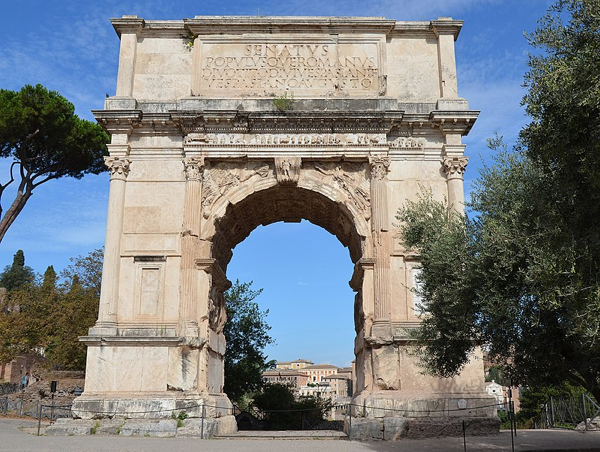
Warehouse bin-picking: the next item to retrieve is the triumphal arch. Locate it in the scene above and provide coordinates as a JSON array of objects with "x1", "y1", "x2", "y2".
[{"x1": 73, "y1": 15, "x2": 495, "y2": 436}]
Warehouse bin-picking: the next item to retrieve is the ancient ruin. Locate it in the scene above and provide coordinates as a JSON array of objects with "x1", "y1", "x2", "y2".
[{"x1": 72, "y1": 15, "x2": 496, "y2": 438}]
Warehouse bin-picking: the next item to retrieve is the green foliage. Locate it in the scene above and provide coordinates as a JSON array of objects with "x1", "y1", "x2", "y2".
[
  {"x1": 0, "y1": 249, "x2": 101, "y2": 369},
  {"x1": 60, "y1": 248, "x2": 103, "y2": 297},
  {"x1": 396, "y1": 1, "x2": 600, "y2": 403},
  {"x1": 251, "y1": 383, "x2": 331, "y2": 430},
  {"x1": 223, "y1": 280, "x2": 274, "y2": 403},
  {"x1": 171, "y1": 410, "x2": 188, "y2": 427},
  {"x1": 517, "y1": 383, "x2": 588, "y2": 427},
  {"x1": 273, "y1": 92, "x2": 294, "y2": 111},
  {"x1": 0, "y1": 250, "x2": 34, "y2": 291},
  {"x1": 486, "y1": 365, "x2": 511, "y2": 387},
  {"x1": 0, "y1": 84, "x2": 109, "y2": 242},
  {"x1": 497, "y1": 410, "x2": 511, "y2": 430},
  {"x1": 398, "y1": 145, "x2": 600, "y2": 401}
]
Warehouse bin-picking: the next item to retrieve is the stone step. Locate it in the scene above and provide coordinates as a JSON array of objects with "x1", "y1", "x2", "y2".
[{"x1": 215, "y1": 430, "x2": 348, "y2": 440}]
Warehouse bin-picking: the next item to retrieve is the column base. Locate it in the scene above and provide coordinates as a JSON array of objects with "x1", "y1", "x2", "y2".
[
  {"x1": 71, "y1": 392, "x2": 233, "y2": 420},
  {"x1": 347, "y1": 390, "x2": 499, "y2": 440}
]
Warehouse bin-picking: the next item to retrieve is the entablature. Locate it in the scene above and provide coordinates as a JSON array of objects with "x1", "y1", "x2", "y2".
[{"x1": 94, "y1": 105, "x2": 478, "y2": 137}]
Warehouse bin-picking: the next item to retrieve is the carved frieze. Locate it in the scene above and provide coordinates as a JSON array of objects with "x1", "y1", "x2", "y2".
[
  {"x1": 184, "y1": 132, "x2": 389, "y2": 147},
  {"x1": 442, "y1": 157, "x2": 468, "y2": 177},
  {"x1": 201, "y1": 161, "x2": 271, "y2": 218},
  {"x1": 104, "y1": 156, "x2": 131, "y2": 180},
  {"x1": 275, "y1": 157, "x2": 301, "y2": 185},
  {"x1": 387, "y1": 136, "x2": 426, "y2": 149}
]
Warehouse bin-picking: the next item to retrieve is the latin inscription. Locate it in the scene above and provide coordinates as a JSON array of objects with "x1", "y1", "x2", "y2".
[{"x1": 200, "y1": 43, "x2": 379, "y2": 91}]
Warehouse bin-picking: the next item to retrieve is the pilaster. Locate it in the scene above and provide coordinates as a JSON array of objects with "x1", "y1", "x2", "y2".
[
  {"x1": 179, "y1": 157, "x2": 205, "y2": 338},
  {"x1": 431, "y1": 18, "x2": 462, "y2": 99},
  {"x1": 369, "y1": 156, "x2": 392, "y2": 331},
  {"x1": 112, "y1": 16, "x2": 144, "y2": 97}
]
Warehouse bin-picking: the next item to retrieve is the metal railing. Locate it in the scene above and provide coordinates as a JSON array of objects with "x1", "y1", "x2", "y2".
[{"x1": 534, "y1": 393, "x2": 600, "y2": 431}]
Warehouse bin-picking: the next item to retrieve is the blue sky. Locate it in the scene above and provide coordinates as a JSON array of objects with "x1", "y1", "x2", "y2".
[{"x1": 0, "y1": 0, "x2": 553, "y2": 367}]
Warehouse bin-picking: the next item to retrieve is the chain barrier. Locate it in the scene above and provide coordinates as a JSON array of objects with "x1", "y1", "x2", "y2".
[{"x1": 21, "y1": 396, "x2": 525, "y2": 452}]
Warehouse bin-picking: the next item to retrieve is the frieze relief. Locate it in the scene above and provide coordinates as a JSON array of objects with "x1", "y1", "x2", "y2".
[
  {"x1": 185, "y1": 132, "x2": 427, "y2": 149},
  {"x1": 388, "y1": 136, "x2": 426, "y2": 149},
  {"x1": 306, "y1": 161, "x2": 371, "y2": 219},
  {"x1": 201, "y1": 161, "x2": 271, "y2": 218}
]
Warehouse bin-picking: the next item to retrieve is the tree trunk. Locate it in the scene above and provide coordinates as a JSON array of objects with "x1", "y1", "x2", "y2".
[{"x1": 0, "y1": 188, "x2": 33, "y2": 243}]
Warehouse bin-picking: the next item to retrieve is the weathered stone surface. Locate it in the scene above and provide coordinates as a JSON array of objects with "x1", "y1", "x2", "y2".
[
  {"x1": 119, "y1": 419, "x2": 177, "y2": 437},
  {"x1": 214, "y1": 415, "x2": 238, "y2": 436},
  {"x1": 94, "y1": 419, "x2": 125, "y2": 435},
  {"x1": 383, "y1": 417, "x2": 408, "y2": 441},
  {"x1": 576, "y1": 417, "x2": 600, "y2": 431},
  {"x1": 45, "y1": 418, "x2": 95, "y2": 436},
  {"x1": 176, "y1": 418, "x2": 217, "y2": 438},
  {"x1": 405, "y1": 417, "x2": 500, "y2": 439},
  {"x1": 346, "y1": 418, "x2": 383, "y2": 441}
]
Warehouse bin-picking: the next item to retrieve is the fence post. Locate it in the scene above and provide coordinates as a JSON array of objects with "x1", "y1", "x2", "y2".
[
  {"x1": 200, "y1": 402, "x2": 205, "y2": 439},
  {"x1": 549, "y1": 396, "x2": 555, "y2": 428},
  {"x1": 37, "y1": 403, "x2": 43, "y2": 436},
  {"x1": 348, "y1": 404, "x2": 352, "y2": 441},
  {"x1": 582, "y1": 393, "x2": 588, "y2": 432},
  {"x1": 462, "y1": 420, "x2": 467, "y2": 452}
]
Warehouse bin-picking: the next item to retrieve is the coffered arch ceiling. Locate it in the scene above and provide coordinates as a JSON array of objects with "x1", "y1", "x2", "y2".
[{"x1": 211, "y1": 184, "x2": 365, "y2": 273}]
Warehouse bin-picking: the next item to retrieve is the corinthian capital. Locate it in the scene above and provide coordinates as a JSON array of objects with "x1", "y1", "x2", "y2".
[
  {"x1": 183, "y1": 157, "x2": 204, "y2": 181},
  {"x1": 369, "y1": 156, "x2": 391, "y2": 181},
  {"x1": 104, "y1": 156, "x2": 131, "y2": 180},
  {"x1": 442, "y1": 157, "x2": 468, "y2": 177}
]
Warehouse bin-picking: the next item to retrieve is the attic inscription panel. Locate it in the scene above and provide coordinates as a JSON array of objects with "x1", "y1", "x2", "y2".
[{"x1": 194, "y1": 37, "x2": 384, "y2": 95}]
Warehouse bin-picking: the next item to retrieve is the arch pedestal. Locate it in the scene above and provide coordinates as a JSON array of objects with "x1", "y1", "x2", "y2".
[{"x1": 72, "y1": 15, "x2": 498, "y2": 439}]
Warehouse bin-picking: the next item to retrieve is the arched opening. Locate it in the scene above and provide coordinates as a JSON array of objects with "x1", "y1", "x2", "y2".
[
  {"x1": 227, "y1": 220, "x2": 356, "y2": 366},
  {"x1": 202, "y1": 182, "x2": 371, "y2": 402},
  {"x1": 211, "y1": 185, "x2": 365, "y2": 272}
]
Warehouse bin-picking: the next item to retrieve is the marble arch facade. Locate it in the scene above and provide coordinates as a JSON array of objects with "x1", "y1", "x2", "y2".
[{"x1": 73, "y1": 15, "x2": 495, "y2": 435}]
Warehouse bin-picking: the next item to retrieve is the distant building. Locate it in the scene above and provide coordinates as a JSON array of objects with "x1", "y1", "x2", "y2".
[
  {"x1": 265, "y1": 360, "x2": 354, "y2": 401},
  {"x1": 301, "y1": 363, "x2": 338, "y2": 383},
  {"x1": 275, "y1": 359, "x2": 314, "y2": 370},
  {"x1": 262, "y1": 369, "x2": 308, "y2": 389},
  {"x1": 485, "y1": 380, "x2": 521, "y2": 413}
]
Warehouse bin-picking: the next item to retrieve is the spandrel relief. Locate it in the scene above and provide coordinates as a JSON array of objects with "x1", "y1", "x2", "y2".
[
  {"x1": 201, "y1": 161, "x2": 271, "y2": 218},
  {"x1": 308, "y1": 162, "x2": 371, "y2": 219}
]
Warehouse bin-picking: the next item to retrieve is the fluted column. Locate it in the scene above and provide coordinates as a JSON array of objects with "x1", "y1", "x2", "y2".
[
  {"x1": 94, "y1": 156, "x2": 131, "y2": 333},
  {"x1": 442, "y1": 157, "x2": 468, "y2": 212},
  {"x1": 180, "y1": 157, "x2": 204, "y2": 337},
  {"x1": 369, "y1": 156, "x2": 392, "y2": 324}
]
